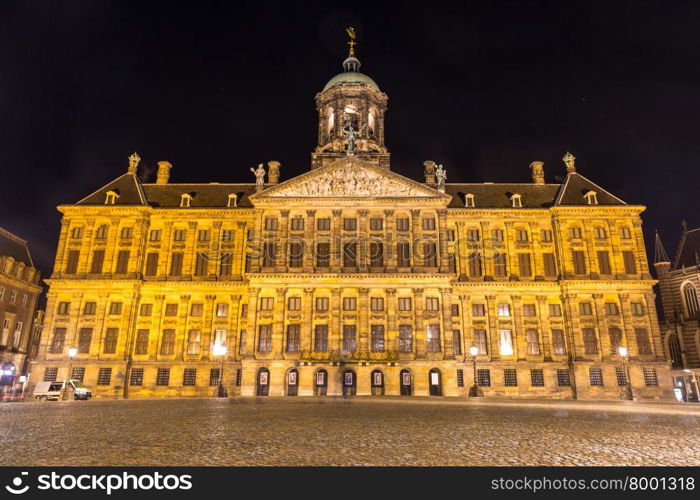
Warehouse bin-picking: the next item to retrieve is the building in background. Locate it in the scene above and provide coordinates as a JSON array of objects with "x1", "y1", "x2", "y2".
[
  {"x1": 0, "y1": 227, "x2": 42, "y2": 395},
  {"x1": 28, "y1": 38, "x2": 671, "y2": 401},
  {"x1": 654, "y1": 223, "x2": 700, "y2": 402}
]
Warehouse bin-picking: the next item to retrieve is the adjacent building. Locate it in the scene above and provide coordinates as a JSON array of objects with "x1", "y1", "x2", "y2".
[
  {"x1": 654, "y1": 223, "x2": 700, "y2": 401},
  {"x1": 0, "y1": 227, "x2": 42, "y2": 391},
  {"x1": 28, "y1": 44, "x2": 672, "y2": 400}
]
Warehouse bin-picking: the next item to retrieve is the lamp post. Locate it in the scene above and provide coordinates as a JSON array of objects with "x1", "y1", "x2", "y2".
[
  {"x1": 618, "y1": 345, "x2": 633, "y2": 401},
  {"x1": 469, "y1": 345, "x2": 482, "y2": 397},
  {"x1": 63, "y1": 346, "x2": 78, "y2": 401},
  {"x1": 212, "y1": 343, "x2": 228, "y2": 397}
]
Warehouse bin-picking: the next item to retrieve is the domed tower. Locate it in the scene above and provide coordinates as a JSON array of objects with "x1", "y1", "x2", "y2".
[{"x1": 311, "y1": 28, "x2": 390, "y2": 169}]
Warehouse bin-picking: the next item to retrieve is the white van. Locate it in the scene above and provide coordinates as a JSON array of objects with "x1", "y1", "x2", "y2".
[{"x1": 33, "y1": 379, "x2": 92, "y2": 401}]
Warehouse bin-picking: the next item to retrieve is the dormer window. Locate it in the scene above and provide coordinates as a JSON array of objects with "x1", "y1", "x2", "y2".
[
  {"x1": 510, "y1": 193, "x2": 522, "y2": 208},
  {"x1": 584, "y1": 191, "x2": 598, "y2": 205},
  {"x1": 105, "y1": 190, "x2": 119, "y2": 205},
  {"x1": 227, "y1": 193, "x2": 238, "y2": 208},
  {"x1": 465, "y1": 193, "x2": 475, "y2": 208},
  {"x1": 180, "y1": 193, "x2": 193, "y2": 208}
]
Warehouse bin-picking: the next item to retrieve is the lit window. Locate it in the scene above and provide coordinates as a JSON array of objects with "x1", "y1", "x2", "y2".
[
  {"x1": 497, "y1": 304, "x2": 510, "y2": 317},
  {"x1": 227, "y1": 193, "x2": 238, "y2": 208},
  {"x1": 499, "y1": 329, "x2": 514, "y2": 355},
  {"x1": 465, "y1": 193, "x2": 475, "y2": 207}
]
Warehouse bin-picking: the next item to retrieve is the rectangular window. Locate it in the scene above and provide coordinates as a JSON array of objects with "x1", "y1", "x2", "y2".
[
  {"x1": 195, "y1": 253, "x2": 208, "y2": 276},
  {"x1": 71, "y1": 226, "x2": 83, "y2": 239},
  {"x1": 343, "y1": 218, "x2": 357, "y2": 231},
  {"x1": 477, "y1": 369, "x2": 491, "y2": 387},
  {"x1": 130, "y1": 368, "x2": 144, "y2": 386},
  {"x1": 258, "y1": 324, "x2": 272, "y2": 352},
  {"x1": 50, "y1": 328, "x2": 66, "y2": 353},
  {"x1": 615, "y1": 366, "x2": 627, "y2": 386},
  {"x1": 145, "y1": 253, "x2": 159, "y2": 276},
  {"x1": 170, "y1": 253, "x2": 183, "y2": 276},
  {"x1": 643, "y1": 368, "x2": 658, "y2": 386},
  {"x1": 518, "y1": 253, "x2": 532, "y2": 277},
  {"x1": 140, "y1": 303, "x2": 153, "y2": 316},
  {"x1": 589, "y1": 367, "x2": 603, "y2": 386},
  {"x1": 264, "y1": 218, "x2": 278, "y2": 231},
  {"x1": 91, "y1": 250, "x2": 105, "y2": 274},
  {"x1": 605, "y1": 302, "x2": 619, "y2": 315},
  {"x1": 156, "y1": 368, "x2": 170, "y2": 386},
  {"x1": 499, "y1": 329, "x2": 514, "y2": 355},
  {"x1": 540, "y1": 229, "x2": 553, "y2": 242},
  {"x1": 497, "y1": 303, "x2": 510, "y2": 317},
  {"x1": 103, "y1": 328, "x2": 118, "y2": 354},
  {"x1": 115, "y1": 250, "x2": 130, "y2": 274},
  {"x1": 150, "y1": 229, "x2": 162, "y2": 241},
  {"x1": 453, "y1": 329, "x2": 462, "y2": 355},
  {"x1": 259, "y1": 297, "x2": 274, "y2": 311},
  {"x1": 173, "y1": 229, "x2": 186, "y2": 241},
  {"x1": 342, "y1": 324, "x2": 357, "y2": 351},
  {"x1": 343, "y1": 242, "x2": 357, "y2": 267},
  {"x1": 135, "y1": 330, "x2": 149, "y2": 354},
  {"x1": 69, "y1": 367, "x2": 84, "y2": 383},
  {"x1": 398, "y1": 325, "x2": 412, "y2": 352},
  {"x1": 504, "y1": 368, "x2": 518, "y2": 387},
  {"x1": 343, "y1": 297, "x2": 357, "y2": 311},
  {"x1": 530, "y1": 369, "x2": 545, "y2": 387},
  {"x1": 492, "y1": 229, "x2": 504, "y2": 242},
  {"x1": 371, "y1": 325, "x2": 385, "y2": 352},
  {"x1": 238, "y1": 330, "x2": 246, "y2": 355},
  {"x1": 494, "y1": 253, "x2": 507, "y2": 276},
  {"x1": 213, "y1": 330, "x2": 226, "y2": 349},
  {"x1": 160, "y1": 329, "x2": 175, "y2": 355},
  {"x1": 594, "y1": 227, "x2": 607, "y2": 239},
  {"x1": 543, "y1": 253, "x2": 557, "y2": 277},
  {"x1": 291, "y1": 217, "x2": 304, "y2": 231},
  {"x1": 466, "y1": 229, "x2": 480, "y2": 242},
  {"x1": 472, "y1": 304, "x2": 485, "y2": 316},
  {"x1": 370, "y1": 297, "x2": 384, "y2": 311},
  {"x1": 44, "y1": 367, "x2": 58, "y2": 382},
  {"x1": 579, "y1": 302, "x2": 592, "y2": 315},
  {"x1": 635, "y1": 328, "x2": 652, "y2": 355},
  {"x1": 121, "y1": 227, "x2": 133, "y2": 239},
  {"x1": 552, "y1": 329, "x2": 566, "y2": 355},
  {"x1": 620, "y1": 227, "x2": 632, "y2": 239},
  {"x1": 426, "y1": 324, "x2": 441, "y2": 352},
  {"x1": 549, "y1": 303, "x2": 562, "y2": 316},
  {"x1": 316, "y1": 243, "x2": 330, "y2": 268},
  {"x1": 109, "y1": 302, "x2": 123, "y2": 315},
  {"x1": 189, "y1": 303, "x2": 203, "y2": 316},
  {"x1": 396, "y1": 218, "x2": 410, "y2": 231},
  {"x1": 623, "y1": 251, "x2": 636, "y2": 274},
  {"x1": 164, "y1": 303, "x2": 178, "y2": 316},
  {"x1": 77, "y1": 328, "x2": 92, "y2": 353},
  {"x1": 216, "y1": 303, "x2": 229, "y2": 317},
  {"x1": 572, "y1": 251, "x2": 587, "y2": 275},
  {"x1": 286, "y1": 324, "x2": 300, "y2": 352},
  {"x1": 179, "y1": 368, "x2": 196, "y2": 387},
  {"x1": 369, "y1": 241, "x2": 384, "y2": 267},
  {"x1": 425, "y1": 297, "x2": 440, "y2": 311},
  {"x1": 516, "y1": 229, "x2": 529, "y2": 242},
  {"x1": 423, "y1": 241, "x2": 437, "y2": 267},
  {"x1": 66, "y1": 250, "x2": 79, "y2": 274},
  {"x1": 525, "y1": 329, "x2": 540, "y2": 355},
  {"x1": 557, "y1": 369, "x2": 571, "y2": 386},
  {"x1": 597, "y1": 251, "x2": 612, "y2": 274},
  {"x1": 569, "y1": 227, "x2": 582, "y2": 239},
  {"x1": 631, "y1": 302, "x2": 644, "y2": 316},
  {"x1": 262, "y1": 242, "x2": 276, "y2": 268},
  {"x1": 457, "y1": 369, "x2": 464, "y2": 387},
  {"x1": 523, "y1": 304, "x2": 536, "y2": 317},
  {"x1": 219, "y1": 254, "x2": 232, "y2": 276},
  {"x1": 84, "y1": 302, "x2": 97, "y2": 315},
  {"x1": 396, "y1": 241, "x2": 411, "y2": 267},
  {"x1": 289, "y1": 241, "x2": 304, "y2": 267},
  {"x1": 57, "y1": 302, "x2": 70, "y2": 315},
  {"x1": 468, "y1": 252, "x2": 482, "y2": 277},
  {"x1": 451, "y1": 304, "x2": 460, "y2": 316},
  {"x1": 206, "y1": 368, "x2": 222, "y2": 387},
  {"x1": 609, "y1": 327, "x2": 622, "y2": 355},
  {"x1": 583, "y1": 328, "x2": 598, "y2": 355},
  {"x1": 474, "y1": 329, "x2": 488, "y2": 355},
  {"x1": 423, "y1": 218, "x2": 436, "y2": 231},
  {"x1": 198, "y1": 230, "x2": 210, "y2": 241},
  {"x1": 187, "y1": 329, "x2": 201, "y2": 355},
  {"x1": 9, "y1": 290, "x2": 16, "y2": 304},
  {"x1": 317, "y1": 218, "x2": 330, "y2": 231},
  {"x1": 314, "y1": 325, "x2": 329, "y2": 351},
  {"x1": 316, "y1": 297, "x2": 329, "y2": 312},
  {"x1": 370, "y1": 218, "x2": 383, "y2": 231},
  {"x1": 288, "y1": 297, "x2": 301, "y2": 311},
  {"x1": 97, "y1": 368, "x2": 112, "y2": 386}
]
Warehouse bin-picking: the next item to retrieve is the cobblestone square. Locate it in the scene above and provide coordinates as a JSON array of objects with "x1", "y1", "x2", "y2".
[{"x1": 1, "y1": 398, "x2": 699, "y2": 466}]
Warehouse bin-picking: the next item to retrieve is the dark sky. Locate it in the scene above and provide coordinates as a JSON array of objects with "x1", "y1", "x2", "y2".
[{"x1": 1, "y1": 0, "x2": 698, "y2": 277}]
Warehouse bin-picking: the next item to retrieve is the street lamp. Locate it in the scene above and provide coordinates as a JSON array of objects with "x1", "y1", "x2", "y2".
[
  {"x1": 63, "y1": 347, "x2": 78, "y2": 401},
  {"x1": 618, "y1": 345, "x2": 633, "y2": 401},
  {"x1": 469, "y1": 345, "x2": 482, "y2": 397},
  {"x1": 212, "y1": 342, "x2": 228, "y2": 398}
]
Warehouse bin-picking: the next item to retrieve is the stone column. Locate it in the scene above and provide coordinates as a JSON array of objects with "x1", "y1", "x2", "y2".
[
  {"x1": 229, "y1": 294, "x2": 242, "y2": 360},
  {"x1": 384, "y1": 210, "x2": 396, "y2": 272},
  {"x1": 480, "y1": 222, "x2": 493, "y2": 279},
  {"x1": 632, "y1": 219, "x2": 649, "y2": 278},
  {"x1": 302, "y1": 288, "x2": 314, "y2": 352},
  {"x1": 386, "y1": 288, "x2": 398, "y2": 351},
  {"x1": 272, "y1": 288, "x2": 287, "y2": 354},
  {"x1": 358, "y1": 210, "x2": 369, "y2": 271},
  {"x1": 277, "y1": 211, "x2": 289, "y2": 272},
  {"x1": 331, "y1": 288, "x2": 342, "y2": 350},
  {"x1": 250, "y1": 209, "x2": 264, "y2": 272},
  {"x1": 537, "y1": 295, "x2": 552, "y2": 360},
  {"x1": 511, "y1": 295, "x2": 524, "y2": 360},
  {"x1": 459, "y1": 294, "x2": 471, "y2": 362},
  {"x1": 645, "y1": 291, "x2": 665, "y2": 360},
  {"x1": 618, "y1": 293, "x2": 635, "y2": 355},
  {"x1": 236, "y1": 221, "x2": 247, "y2": 277},
  {"x1": 504, "y1": 221, "x2": 516, "y2": 279},
  {"x1": 303, "y1": 210, "x2": 316, "y2": 271},
  {"x1": 178, "y1": 294, "x2": 192, "y2": 360},
  {"x1": 331, "y1": 210, "x2": 342, "y2": 272},
  {"x1": 414, "y1": 288, "x2": 426, "y2": 358},
  {"x1": 592, "y1": 293, "x2": 609, "y2": 360},
  {"x1": 243, "y1": 288, "x2": 259, "y2": 358},
  {"x1": 441, "y1": 288, "x2": 454, "y2": 359},
  {"x1": 410, "y1": 209, "x2": 421, "y2": 271},
  {"x1": 54, "y1": 218, "x2": 70, "y2": 276},
  {"x1": 438, "y1": 209, "x2": 450, "y2": 272},
  {"x1": 485, "y1": 295, "x2": 497, "y2": 361},
  {"x1": 358, "y1": 288, "x2": 370, "y2": 351}
]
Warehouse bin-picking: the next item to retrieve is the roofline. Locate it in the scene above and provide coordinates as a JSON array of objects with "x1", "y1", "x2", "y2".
[
  {"x1": 554, "y1": 172, "x2": 627, "y2": 206},
  {"x1": 76, "y1": 172, "x2": 147, "y2": 205}
]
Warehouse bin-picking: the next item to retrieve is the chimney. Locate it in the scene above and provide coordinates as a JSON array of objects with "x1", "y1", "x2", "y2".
[
  {"x1": 267, "y1": 161, "x2": 280, "y2": 185},
  {"x1": 423, "y1": 160, "x2": 437, "y2": 185},
  {"x1": 529, "y1": 161, "x2": 545, "y2": 185},
  {"x1": 156, "y1": 161, "x2": 172, "y2": 184}
]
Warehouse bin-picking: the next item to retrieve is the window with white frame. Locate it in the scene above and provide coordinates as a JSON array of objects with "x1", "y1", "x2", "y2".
[
  {"x1": 497, "y1": 303, "x2": 510, "y2": 317},
  {"x1": 499, "y1": 329, "x2": 514, "y2": 355}
]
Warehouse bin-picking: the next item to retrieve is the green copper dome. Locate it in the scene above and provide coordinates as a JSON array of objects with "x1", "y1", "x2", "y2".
[{"x1": 322, "y1": 56, "x2": 380, "y2": 92}]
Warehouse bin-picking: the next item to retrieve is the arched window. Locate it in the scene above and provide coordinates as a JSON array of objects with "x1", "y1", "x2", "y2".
[
  {"x1": 95, "y1": 225, "x2": 109, "y2": 240},
  {"x1": 682, "y1": 282, "x2": 699, "y2": 318},
  {"x1": 668, "y1": 331, "x2": 683, "y2": 369},
  {"x1": 326, "y1": 107, "x2": 335, "y2": 139},
  {"x1": 465, "y1": 193, "x2": 475, "y2": 208},
  {"x1": 371, "y1": 369, "x2": 384, "y2": 396},
  {"x1": 368, "y1": 107, "x2": 376, "y2": 137}
]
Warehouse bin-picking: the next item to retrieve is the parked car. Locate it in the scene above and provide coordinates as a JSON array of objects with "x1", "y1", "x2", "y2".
[{"x1": 33, "y1": 380, "x2": 92, "y2": 401}]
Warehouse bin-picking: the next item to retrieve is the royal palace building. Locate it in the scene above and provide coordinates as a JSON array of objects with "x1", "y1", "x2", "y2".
[{"x1": 28, "y1": 45, "x2": 672, "y2": 400}]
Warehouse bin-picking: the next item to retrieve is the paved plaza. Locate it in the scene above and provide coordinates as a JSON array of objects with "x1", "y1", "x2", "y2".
[{"x1": 1, "y1": 398, "x2": 699, "y2": 466}]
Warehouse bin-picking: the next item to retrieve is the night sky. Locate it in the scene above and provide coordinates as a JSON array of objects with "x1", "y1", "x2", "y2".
[{"x1": 1, "y1": 0, "x2": 698, "y2": 278}]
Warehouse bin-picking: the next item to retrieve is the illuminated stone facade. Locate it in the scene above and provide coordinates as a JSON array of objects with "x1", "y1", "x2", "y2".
[{"x1": 28, "y1": 53, "x2": 672, "y2": 400}]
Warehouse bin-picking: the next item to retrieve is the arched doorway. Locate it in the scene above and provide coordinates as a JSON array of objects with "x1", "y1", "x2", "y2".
[
  {"x1": 342, "y1": 369, "x2": 356, "y2": 396},
  {"x1": 256, "y1": 368, "x2": 270, "y2": 396},
  {"x1": 429, "y1": 368, "x2": 442, "y2": 396},
  {"x1": 314, "y1": 369, "x2": 328, "y2": 396},
  {"x1": 400, "y1": 369, "x2": 412, "y2": 396},
  {"x1": 286, "y1": 369, "x2": 299, "y2": 396},
  {"x1": 371, "y1": 369, "x2": 384, "y2": 395}
]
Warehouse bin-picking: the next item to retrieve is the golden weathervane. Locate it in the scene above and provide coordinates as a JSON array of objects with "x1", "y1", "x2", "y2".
[{"x1": 346, "y1": 26, "x2": 356, "y2": 57}]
